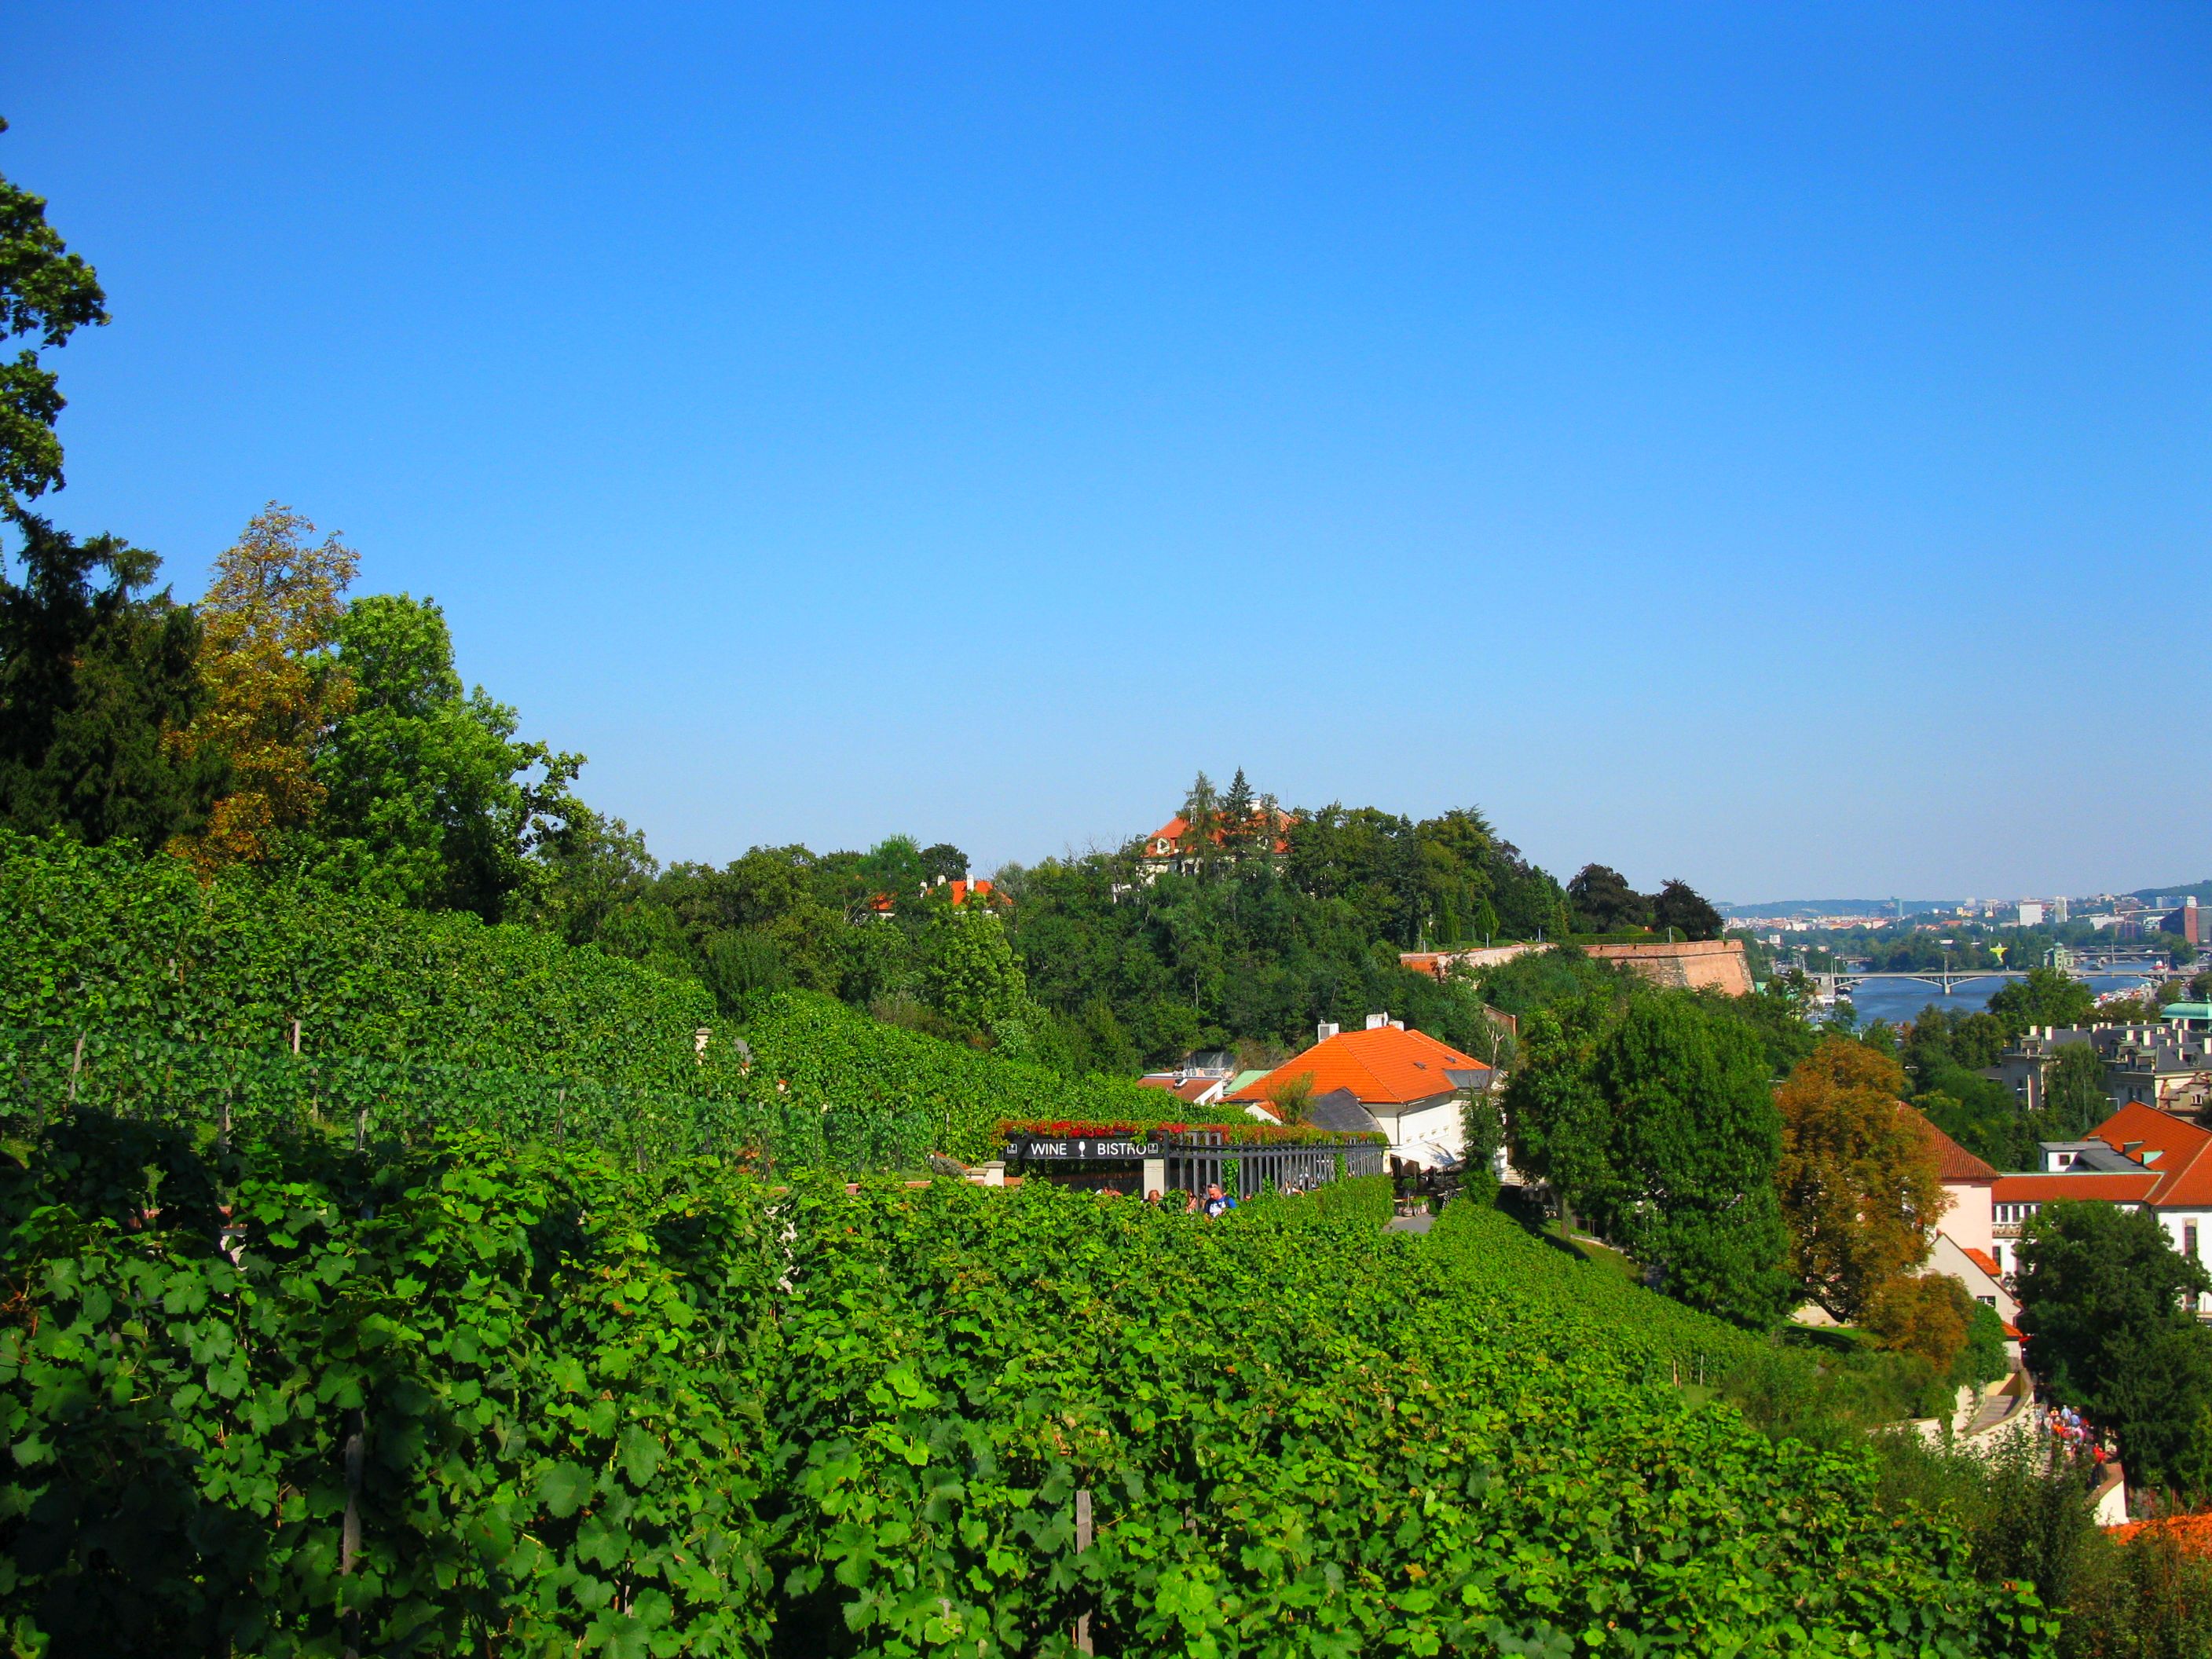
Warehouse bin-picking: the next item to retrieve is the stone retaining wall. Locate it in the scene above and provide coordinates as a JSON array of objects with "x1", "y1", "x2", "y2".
[{"x1": 1403, "y1": 938, "x2": 1753, "y2": 998}]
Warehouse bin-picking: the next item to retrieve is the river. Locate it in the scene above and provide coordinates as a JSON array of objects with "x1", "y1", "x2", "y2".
[{"x1": 1840, "y1": 972, "x2": 2166, "y2": 1028}]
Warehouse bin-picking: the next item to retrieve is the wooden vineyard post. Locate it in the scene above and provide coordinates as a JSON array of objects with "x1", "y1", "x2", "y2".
[
  {"x1": 1074, "y1": 1487, "x2": 1094, "y2": 1655},
  {"x1": 341, "y1": 1407, "x2": 364, "y2": 1658},
  {"x1": 67, "y1": 1033, "x2": 84, "y2": 1110},
  {"x1": 291, "y1": 1018, "x2": 302, "y2": 1056}
]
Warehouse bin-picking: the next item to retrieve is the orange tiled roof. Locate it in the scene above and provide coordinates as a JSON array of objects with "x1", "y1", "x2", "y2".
[
  {"x1": 1899, "y1": 1104, "x2": 2000, "y2": 1184},
  {"x1": 1229, "y1": 1024, "x2": 1490, "y2": 1108},
  {"x1": 1144, "y1": 810, "x2": 1291, "y2": 859},
  {"x1": 870, "y1": 878, "x2": 1002, "y2": 913},
  {"x1": 1961, "y1": 1247, "x2": 2002, "y2": 1278},
  {"x1": 1135, "y1": 1075, "x2": 1218, "y2": 1104},
  {"x1": 2090, "y1": 1102, "x2": 2212, "y2": 1209},
  {"x1": 1991, "y1": 1171, "x2": 2161, "y2": 1203}
]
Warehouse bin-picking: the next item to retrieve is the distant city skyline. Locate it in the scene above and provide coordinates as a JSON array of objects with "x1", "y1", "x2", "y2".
[
  {"x1": 1721, "y1": 887, "x2": 2208, "y2": 914},
  {"x1": 10, "y1": 5, "x2": 2209, "y2": 895}
]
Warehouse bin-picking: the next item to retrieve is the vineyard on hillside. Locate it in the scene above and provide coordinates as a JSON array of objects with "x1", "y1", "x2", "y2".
[
  {"x1": 1426, "y1": 1199, "x2": 1771, "y2": 1386},
  {"x1": 0, "y1": 1115, "x2": 2055, "y2": 1658},
  {"x1": 0, "y1": 835, "x2": 1227, "y2": 1169},
  {"x1": 0, "y1": 831, "x2": 735, "y2": 1093},
  {"x1": 734, "y1": 991, "x2": 1241, "y2": 1163}
]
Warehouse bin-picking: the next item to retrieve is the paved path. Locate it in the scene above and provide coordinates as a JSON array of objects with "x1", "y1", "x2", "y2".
[
  {"x1": 1968, "y1": 1393, "x2": 2013, "y2": 1434},
  {"x1": 1386, "y1": 1213, "x2": 1434, "y2": 1234},
  {"x1": 1968, "y1": 1376, "x2": 2028, "y2": 1436}
]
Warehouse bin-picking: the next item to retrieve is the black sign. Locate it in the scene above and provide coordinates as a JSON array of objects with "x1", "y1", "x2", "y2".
[{"x1": 1005, "y1": 1137, "x2": 1153, "y2": 1163}]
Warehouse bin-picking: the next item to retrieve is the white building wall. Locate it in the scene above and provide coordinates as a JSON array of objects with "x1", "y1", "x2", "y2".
[
  {"x1": 2156, "y1": 1207, "x2": 2212, "y2": 1315},
  {"x1": 1927, "y1": 1232, "x2": 2018, "y2": 1325},
  {"x1": 1376, "y1": 1098, "x2": 1466, "y2": 1169}
]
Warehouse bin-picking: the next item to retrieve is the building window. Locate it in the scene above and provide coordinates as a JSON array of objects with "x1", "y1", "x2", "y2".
[{"x1": 2190, "y1": 1222, "x2": 2201, "y2": 1262}]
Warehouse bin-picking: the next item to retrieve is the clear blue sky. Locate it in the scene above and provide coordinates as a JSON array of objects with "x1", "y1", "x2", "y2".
[{"x1": 10, "y1": 5, "x2": 2209, "y2": 900}]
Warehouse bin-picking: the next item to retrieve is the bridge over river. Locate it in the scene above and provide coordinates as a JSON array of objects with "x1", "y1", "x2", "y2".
[{"x1": 1810, "y1": 956, "x2": 2173, "y2": 1000}]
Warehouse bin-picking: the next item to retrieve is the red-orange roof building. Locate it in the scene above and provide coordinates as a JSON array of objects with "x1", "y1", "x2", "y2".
[
  {"x1": 1138, "y1": 810, "x2": 1293, "y2": 877},
  {"x1": 867, "y1": 877, "x2": 1005, "y2": 915},
  {"x1": 1895, "y1": 1106, "x2": 2018, "y2": 1326},
  {"x1": 1988, "y1": 1102, "x2": 2212, "y2": 1313},
  {"x1": 1228, "y1": 1019, "x2": 1492, "y2": 1170}
]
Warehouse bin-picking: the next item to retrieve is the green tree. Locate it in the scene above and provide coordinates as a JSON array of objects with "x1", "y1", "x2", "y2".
[
  {"x1": 1460, "y1": 1090, "x2": 1504, "y2": 1203},
  {"x1": 1501, "y1": 991, "x2": 1619, "y2": 1234},
  {"x1": 310, "y1": 593, "x2": 582, "y2": 919},
  {"x1": 1594, "y1": 994, "x2": 1794, "y2": 1327},
  {"x1": 698, "y1": 928, "x2": 793, "y2": 1013},
  {"x1": 921, "y1": 899, "x2": 1035, "y2": 1047},
  {"x1": 1177, "y1": 770, "x2": 1221, "y2": 877},
  {"x1": 1264, "y1": 1069, "x2": 1316, "y2": 1125},
  {"x1": 0, "y1": 511, "x2": 225, "y2": 848},
  {"x1": 1986, "y1": 966, "x2": 2094, "y2": 1040},
  {"x1": 0, "y1": 119, "x2": 108, "y2": 508},
  {"x1": 2016, "y1": 1200, "x2": 2212, "y2": 1498},
  {"x1": 1472, "y1": 945, "x2": 1631, "y2": 1024},
  {"x1": 1566, "y1": 863, "x2": 1650, "y2": 934},
  {"x1": 2040, "y1": 1041, "x2": 2110, "y2": 1141},
  {"x1": 1650, "y1": 879, "x2": 1723, "y2": 943},
  {"x1": 520, "y1": 804, "x2": 659, "y2": 946},
  {"x1": 918, "y1": 841, "x2": 968, "y2": 884},
  {"x1": 1219, "y1": 767, "x2": 1257, "y2": 859},
  {"x1": 1415, "y1": 806, "x2": 1499, "y2": 946},
  {"x1": 844, "y1": 833, "x2": 928, "y2": 915}
]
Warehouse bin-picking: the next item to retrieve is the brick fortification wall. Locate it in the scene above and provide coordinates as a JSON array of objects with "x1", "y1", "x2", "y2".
[
  {"x1": 1582, "y1": 939, "x2": 1754, "y2": 996},
  {"x1": 1403, "y1": 938, "x2": 1754, "y2": 998}
]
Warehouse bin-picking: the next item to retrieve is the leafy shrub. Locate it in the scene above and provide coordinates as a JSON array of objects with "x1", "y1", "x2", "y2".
[
  {"x1": 737, "y1": 991, "x2": 1240, "y2": 1163},
  {"x1": 0, "y1": 833, "x2": 1220, "y2": 1169},
  {"x1": 0, "y1": 830, "x2": 731, "y2": 1092},
  {"x1": 0, "y1": 1119, "x2": 2055, "y2": 1656}
]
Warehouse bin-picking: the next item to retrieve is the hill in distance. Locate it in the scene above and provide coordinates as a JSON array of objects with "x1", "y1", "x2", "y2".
[{"x1": 1719, "y1": 898, "x2": 1953, "y2": 919}]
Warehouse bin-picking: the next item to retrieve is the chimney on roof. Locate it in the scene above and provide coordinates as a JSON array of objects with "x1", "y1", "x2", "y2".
[
  {"x1": 1366, "y1": 1013, "x2": 1390, "y2": 1031},
  {"x1": 1317, "y1": 1021, "x2": 1339, "y2": 1042},
  {"x1": 1390, "y1": 1020, "x2": 1405, "y2": 1031}
]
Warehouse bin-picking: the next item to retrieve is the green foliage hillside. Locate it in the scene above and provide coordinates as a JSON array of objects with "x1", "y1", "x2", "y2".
[
  {"x1": 1426, "y1": 1199, "x2": 1768, "y2": 1384},
  {"x1": 734, "y1": 990, "x2": 1238, "y2": 1163},
  {"x1": 0, "y1": 1119, "x2": 2052, "y2": 1657},
  {"x1": 0, "y1": 833, "x2": 1223, "y2": 1169},
  {"x1": 0, "y1": 830, "x2": 723, "y2": 1090}
]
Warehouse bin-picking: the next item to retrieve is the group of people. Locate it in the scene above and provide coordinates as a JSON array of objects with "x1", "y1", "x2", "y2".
[
  {"x1": 2044, "y1": 1401, "x2": 2109, "y2": 1466},
  {"x1": 1143, "y1": 1184, "x2": 1238, "y2": 1218}
]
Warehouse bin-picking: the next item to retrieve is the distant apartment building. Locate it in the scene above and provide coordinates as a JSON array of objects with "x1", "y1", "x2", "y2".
[
  {"x1": 1985, "y1": 1009, "x2": 2212, "y2": 1119},
  {"x1": 2016, "y1": 900, "x2": 2045, "y2": 928}
]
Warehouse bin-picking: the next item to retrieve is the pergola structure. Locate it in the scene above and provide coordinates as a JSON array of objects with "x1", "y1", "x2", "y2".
[{"x1": 1000, "y1": 1122, "x2": 1386, "y2": 1197}]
